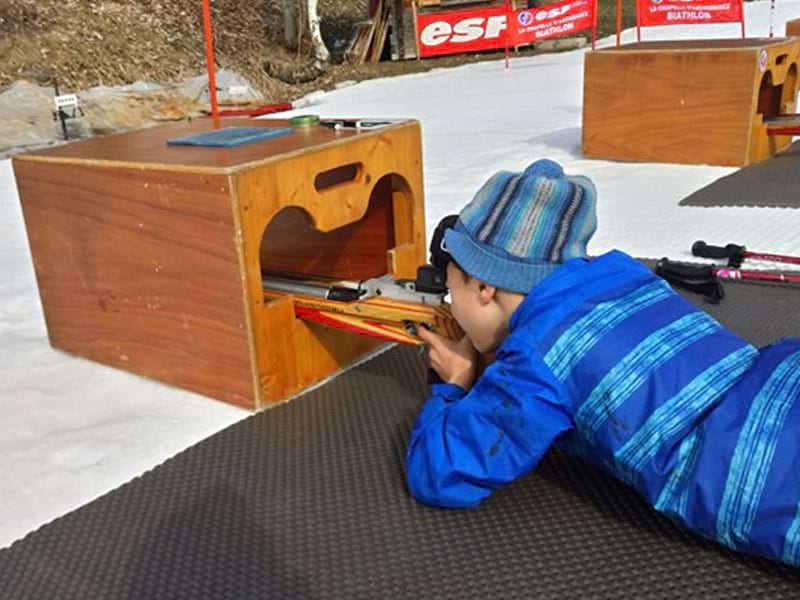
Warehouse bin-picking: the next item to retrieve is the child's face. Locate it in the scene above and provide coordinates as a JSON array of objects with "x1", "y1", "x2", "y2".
[{"x1": 445, "y1": 262, "x2": 505, "y2": 354}]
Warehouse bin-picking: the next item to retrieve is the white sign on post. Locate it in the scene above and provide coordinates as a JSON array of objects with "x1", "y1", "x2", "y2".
[
  {"x1": 228, "y1": 85, "x2": 248, "y2": 98},
  {"x1": 54, "y1": 94, "x2": 80, "y2": 111}
]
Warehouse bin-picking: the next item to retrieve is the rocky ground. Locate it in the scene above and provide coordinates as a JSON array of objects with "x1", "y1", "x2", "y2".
[{"x1": 0, "y1": 0, "x2": 366, "y2": 97}]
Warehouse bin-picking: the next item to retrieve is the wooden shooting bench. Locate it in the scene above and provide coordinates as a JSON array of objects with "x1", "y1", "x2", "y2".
[
  {"x1": 13, "y1": 118, "x2": 430, "y2": 410},
  {"x1": 582, "y1": 38, "x2": 800, "y2": 166}
]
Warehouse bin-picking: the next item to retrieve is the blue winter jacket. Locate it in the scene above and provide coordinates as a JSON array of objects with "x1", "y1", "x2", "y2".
[{"x1": 406, "y1": 250, "x2": 800, "y2": 566}]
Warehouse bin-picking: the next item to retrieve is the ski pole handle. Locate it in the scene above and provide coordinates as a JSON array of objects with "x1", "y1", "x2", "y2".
[{"x1": 691, "y1": 241, "x2": 746, "y2": 267}]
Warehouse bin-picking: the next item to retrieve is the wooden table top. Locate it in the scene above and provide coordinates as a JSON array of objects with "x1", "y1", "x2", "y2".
[
  {"x1": 15, "y1": 117, "x2": 414, "y2": 174},
  {"x1": 599, "y1": 38, "x2": 797, "y2": 53}
]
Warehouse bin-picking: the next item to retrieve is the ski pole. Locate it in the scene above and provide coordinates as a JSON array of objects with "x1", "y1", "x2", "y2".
[
  {"x1": 713, "y1": 267, "x2": 800, "y2": 284},
  {"x1": 692, "y1": 241, "x2": 800, "y2": 268},
  {"x1": 656, "y1": 259, "x2": 800, "y2": 304},
  {"x1": 660, "y1": 259, "x2": 800, "y2": 284}
]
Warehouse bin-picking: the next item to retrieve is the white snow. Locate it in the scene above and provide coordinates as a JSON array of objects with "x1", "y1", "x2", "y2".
[{"x1": 1, "y1": 1, "x2": 799, "y2": 550}]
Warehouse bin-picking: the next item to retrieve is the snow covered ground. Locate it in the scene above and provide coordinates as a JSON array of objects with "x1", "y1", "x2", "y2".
[{"x1": 2, "y1": 1, "x2": 799, "y2": 550}]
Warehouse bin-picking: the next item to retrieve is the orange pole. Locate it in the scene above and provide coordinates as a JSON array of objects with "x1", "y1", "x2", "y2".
[
  {"x1": 742, "y1": 0, "x2": 747, "y2": 39},
  {"x1": 202, "y1": 0, "x2": 220, "y2": 128},
  {"x1": 505, "y1": 0, "x2": 511, "y2": 70}
]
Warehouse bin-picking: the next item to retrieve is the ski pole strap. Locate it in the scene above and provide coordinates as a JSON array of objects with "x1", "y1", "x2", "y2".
[
  {"x1": 691, "y1": 240, "x2": 746, "y2": 268},
  {"x1": 655, "y1": 258, "x2": 725, "y2": 304}
]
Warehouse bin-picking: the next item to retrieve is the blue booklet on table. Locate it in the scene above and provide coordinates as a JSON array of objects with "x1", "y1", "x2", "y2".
[{"x1": 167, "y1": 127, "x2": 294, "y2": 148}]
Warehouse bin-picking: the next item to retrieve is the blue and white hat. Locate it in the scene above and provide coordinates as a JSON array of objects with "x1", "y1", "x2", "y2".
[{"x1": 443, "y1": 159, "x2": 597, "y2": 294}]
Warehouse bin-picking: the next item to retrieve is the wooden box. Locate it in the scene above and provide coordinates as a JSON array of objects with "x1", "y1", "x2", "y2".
[
  {"x1": 582, "y1": 39, "x2": 800, "y2": 166},
  {"x1": 13, "y1": 118, "x2": 426, "y2": 409}
]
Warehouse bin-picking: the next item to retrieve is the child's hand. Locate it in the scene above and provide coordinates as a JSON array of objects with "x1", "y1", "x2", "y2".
[{"x1": 415, "y1": 324, "x2": 479, "y2": 390}]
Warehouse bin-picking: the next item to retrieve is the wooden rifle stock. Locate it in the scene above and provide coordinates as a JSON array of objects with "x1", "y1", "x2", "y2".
[{"x1": 264, "y1": 290, "x2": 463, "y2": 346}]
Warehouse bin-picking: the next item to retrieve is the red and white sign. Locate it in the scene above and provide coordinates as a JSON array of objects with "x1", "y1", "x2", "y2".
[
  {"x1": 416, "y1": 5, "x2": 509, "y2": 58},
  {"x1": 415, "y1": 3, "x2": 597, "y2": 58},
  {"x1": 636, "y1": 0, "x2": 743, "y2": 28},
  {"x1": 508, "y1": 0, "x2": 595, "y2": 45}
]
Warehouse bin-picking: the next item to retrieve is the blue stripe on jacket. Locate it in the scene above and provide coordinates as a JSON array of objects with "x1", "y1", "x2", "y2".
[
  {"x1": 717, "y1": 349, "x2": 800, "y2": 551},
  {"x1": 655, "y1": 421, "x2": 706, "y2": 520},
  {"x1": 615, "y1": 345, "x2": 757, "y2": 487},
  {"x1": 544, "y1": 279, "x2": 672, "y2": 381},
  {"x1": 575, "y1": 311, "x2": 720, "y2": 447}
]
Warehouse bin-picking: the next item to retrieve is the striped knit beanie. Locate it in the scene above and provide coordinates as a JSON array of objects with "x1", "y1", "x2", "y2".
[{"x1": 442, "y1": 159, "x2": 597, "y2": 294}]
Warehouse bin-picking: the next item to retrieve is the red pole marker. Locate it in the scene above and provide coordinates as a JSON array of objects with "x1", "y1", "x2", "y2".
[
  {"x1": 202, "y1": 0, "x2": 220, "y2": 128},
  {"x1": 504, "y1": 0, "x2": 511, "y2": 70}
]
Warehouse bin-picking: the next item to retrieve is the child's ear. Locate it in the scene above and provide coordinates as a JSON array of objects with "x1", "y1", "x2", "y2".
[{"x1": 476, "y1": 282, "x2": 497, "y2": 305}]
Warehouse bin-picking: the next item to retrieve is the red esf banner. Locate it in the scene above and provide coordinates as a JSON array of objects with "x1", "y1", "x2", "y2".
[
  {"x1": 509, "y1": 0, "x2": 595, "y2": 46},
  {"x1": 416, "y1": 5, "x2": 508, "y2": 58},
  {"x1": 636, "y1": 0, "x2": 742, "y2": 26},
  {"x1": 416, "y1": 1, "x2": 596, "y2": 59}
]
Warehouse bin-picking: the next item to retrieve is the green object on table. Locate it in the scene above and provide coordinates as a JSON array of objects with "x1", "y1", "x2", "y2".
[{"x1": 289, "y1": 114, "x2": 320, "y2": 128}]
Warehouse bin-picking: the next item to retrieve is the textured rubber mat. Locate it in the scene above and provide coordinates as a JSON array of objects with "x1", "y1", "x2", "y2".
[
  {"x1": 1, "y1": 279, "x2": 800, "y2": 599},
  {"x1": 679, "y1": 141, "x2": 800, "y2": 208}
]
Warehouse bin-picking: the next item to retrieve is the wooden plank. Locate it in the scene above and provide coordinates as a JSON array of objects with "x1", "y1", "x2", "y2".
[
  {"x1": 387, "y1": 243, "x2": 420, "y2": 279},
  {"x1": 371, "y1": 0, "x2": 393, "y2": 63},
  {"x1": 344, "y1": 21, "x2": 373, "y2": 64},
  {"x1": 13, "y1": 160, "x2": 257, "y2": 408},
  {"x1": 400, "y1": 4, "x2": 418, "y2": 59},
  {"x1": 391, "y1": 189, "x2": 414, "y2": 246},
  {"x1": 258, "y1": 295, "x2": 300, "y2": 402},
  {"x1": 367, "y1": 0, "x2": 385, "y2": 63},
  {"x1": 388, "y1": 188, "x2": 418, "y2": 279},
  {"x1": 788, "y1": 18, "x2": 800, "y2": 37},
  {"x1": 389, "y1": 0, "x2": 402, "y2": 60},
  {"x1": 411, "y1": 1, "x2": 421, "y2": 60}
]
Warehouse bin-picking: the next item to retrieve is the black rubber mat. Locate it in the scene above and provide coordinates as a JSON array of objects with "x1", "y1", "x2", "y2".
[
  {"x1": 679, "y1": 140, "x2": 800, "y2": 208},
  {"x1": 2, "y1": 277, "x2": 800, "y2": 599}
]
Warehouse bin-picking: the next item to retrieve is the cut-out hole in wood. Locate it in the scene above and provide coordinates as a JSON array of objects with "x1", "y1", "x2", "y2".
[
  {"x1": 261, "y1": 176, "x2": 398, "y2": 281},
  {"x1": 758, "y1": 71, "x2": 783, "y2": 118},
  {"x1": 314, "y1": 163, "x2": 362, "y2": 192}
]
